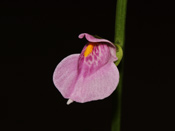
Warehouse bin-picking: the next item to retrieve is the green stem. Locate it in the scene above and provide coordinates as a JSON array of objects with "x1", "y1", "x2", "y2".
[
  {"x1": 112, "y1": 0, "x2": 127, "y2": 131},
  {"x1": 114, "y1": 0, "x2": 127, "y2": 48}
]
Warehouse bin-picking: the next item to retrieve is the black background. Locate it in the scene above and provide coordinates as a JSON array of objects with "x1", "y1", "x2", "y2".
[{"x1": 1, "y1": 0, "x2": 174, "y2": 131}]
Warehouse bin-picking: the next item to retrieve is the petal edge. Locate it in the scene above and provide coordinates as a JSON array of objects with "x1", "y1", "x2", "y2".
[{"x1": 53, "y1": 54, "x2": 80, "y2": 98}]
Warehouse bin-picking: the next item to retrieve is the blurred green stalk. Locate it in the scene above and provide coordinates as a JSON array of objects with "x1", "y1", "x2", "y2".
[{"x1": 112, "y1": 0, "x2": 127, "y2": 131}]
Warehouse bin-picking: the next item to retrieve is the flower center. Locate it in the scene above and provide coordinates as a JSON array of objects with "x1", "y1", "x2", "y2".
[{"x1": 84, "y1": 43, "x2": 97, "y2": 57}]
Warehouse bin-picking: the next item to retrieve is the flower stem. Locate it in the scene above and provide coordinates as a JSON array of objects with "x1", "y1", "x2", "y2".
[{"x1": 112, "y1": 0, "x2": 127, "y2": 131}]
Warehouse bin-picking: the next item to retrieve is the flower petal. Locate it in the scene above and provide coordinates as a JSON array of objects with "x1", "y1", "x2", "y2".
[
  {"x1": 53, "y1": 54, "x2": 80, "y2": 98},
  {"x1": 79, "y1": 33, "x2": 117, "y2": 61},
  {"x1": 78, "y1": 43, "x2": 111, "y2": 77},
  {"x1": 53, "y1": 34, "x2": 120, "y2": 104},
  {"x1": 68, "y1": 62, "x2": 119, "y2": 103}
]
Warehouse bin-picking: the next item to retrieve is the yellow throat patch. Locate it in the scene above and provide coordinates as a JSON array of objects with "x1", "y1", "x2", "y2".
[{"x1": 84, "y1": 43, "x2": 96, "y2": 57}]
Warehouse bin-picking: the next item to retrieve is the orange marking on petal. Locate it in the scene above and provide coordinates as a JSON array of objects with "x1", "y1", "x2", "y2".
[{"x1": 84, "y1": 43, "x2": 96, "y2": 57}]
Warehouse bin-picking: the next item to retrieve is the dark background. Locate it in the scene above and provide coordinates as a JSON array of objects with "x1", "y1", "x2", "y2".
[{"x1": 0, "y1": 0, "x2": 174, "y2": 131}]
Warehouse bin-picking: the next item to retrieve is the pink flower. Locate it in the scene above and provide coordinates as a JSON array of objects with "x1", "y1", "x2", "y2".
[{"x1": 53, "y1": 33, "x2": 119, "y2": 104}]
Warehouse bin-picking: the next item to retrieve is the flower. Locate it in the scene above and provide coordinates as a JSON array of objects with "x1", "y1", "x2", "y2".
[{"x1": 53, "y1": 33, "x2": 119, "y2": 104}]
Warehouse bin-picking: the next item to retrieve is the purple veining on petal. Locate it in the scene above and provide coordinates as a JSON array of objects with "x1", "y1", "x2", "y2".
[
  {"x1": 78, "y1": 43, "x2": 111, "y2": 77},
  {"x1": 79, "y1": 33, "x2": 118, "y2": 61}
]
